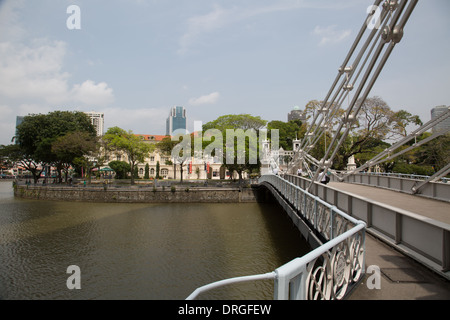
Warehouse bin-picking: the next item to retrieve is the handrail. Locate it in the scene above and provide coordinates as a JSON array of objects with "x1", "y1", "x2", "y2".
[
  {"x1": 284, "y1": 173, "x2": 450, "y2": 277},
  {"x1": 186, "y1": 174, "x2": 366, "y2": 300},
  {"x1": 186, "y1": 272, "x2": 276, "y2": 300}
]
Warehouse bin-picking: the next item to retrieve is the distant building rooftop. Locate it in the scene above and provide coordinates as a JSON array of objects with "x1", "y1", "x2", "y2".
[{"x1": 135, "y1": 134, "x2": 167, "y2": 142}]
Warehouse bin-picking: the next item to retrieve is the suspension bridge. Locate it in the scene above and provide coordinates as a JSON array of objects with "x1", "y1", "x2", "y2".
[{"x1": 187, "y1": 0, "x2": 450, "y2": 300}]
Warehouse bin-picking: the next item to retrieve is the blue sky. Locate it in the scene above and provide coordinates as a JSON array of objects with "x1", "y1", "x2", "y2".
[{"x1": 1, "y1": 0, "x2": 449, "y2": 145}]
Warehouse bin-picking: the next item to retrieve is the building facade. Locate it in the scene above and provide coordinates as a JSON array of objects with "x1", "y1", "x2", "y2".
[
  {"x1": 15, "y1": 116, "x2": 24, "y2": 144},
  {"x1": 288, "y1": 106, "x2": 306, "y2": 122},
  {"x1": 85, "y1": 111, "x2": 105, "y2": 137},
  {"x1": 166, "y1": 106, "x2": 187, "y2": 136},
  {"x1": 431, "y1": 105, "x2": 450, "y2": 134}
]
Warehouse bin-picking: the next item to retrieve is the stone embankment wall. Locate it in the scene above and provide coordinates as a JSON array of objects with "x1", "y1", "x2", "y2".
[{"x1": 14, "y1": 185, "x2": 268, "y2": 203}]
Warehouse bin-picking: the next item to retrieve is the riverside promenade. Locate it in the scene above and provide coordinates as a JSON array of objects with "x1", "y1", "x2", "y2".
[{"x1": 329, "y1": 182, "x2": 450, "y2": 300}]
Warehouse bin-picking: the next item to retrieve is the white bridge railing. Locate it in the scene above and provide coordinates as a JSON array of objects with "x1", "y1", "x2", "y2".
[{"x1": 186, "y1": 174, "x2": 366, "y2": 300}]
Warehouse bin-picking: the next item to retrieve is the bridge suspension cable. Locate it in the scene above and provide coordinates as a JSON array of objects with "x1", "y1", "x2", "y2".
[
  {"x1": 295, "y1": 0, "x2": 419, "y2": 191},
  {"x1": 342, "y1": 106, "x2": 450, "y2": 179}
]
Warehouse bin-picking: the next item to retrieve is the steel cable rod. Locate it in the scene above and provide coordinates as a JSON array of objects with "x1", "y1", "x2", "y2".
[
  {"x1": 308, "y1": 0, "x2": 413, "y2": 189},
  {"x1": 302, "y1": 4, "x2": 392, "y2": 158},
  {"x1": 299, "y1": 0, "x2": 384, "y2": 151}
]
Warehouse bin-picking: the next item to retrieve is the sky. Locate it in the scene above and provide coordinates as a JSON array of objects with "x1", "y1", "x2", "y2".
[{"x1": 1, "y1": 0, "x2": 449, "y2": 146}]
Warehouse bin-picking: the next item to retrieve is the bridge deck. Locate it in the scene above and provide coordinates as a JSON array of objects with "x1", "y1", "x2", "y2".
[
  {"x1": 327, "y1": 182, "x2": 450, "y2": 299},
  {"x1": 328, "y1": 182, "x2": 450, "y2": 224}
]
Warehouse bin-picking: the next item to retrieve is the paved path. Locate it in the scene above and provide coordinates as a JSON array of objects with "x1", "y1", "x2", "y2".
[{"x1": 327, "y1": 182, "x2": 450, "y2": 300}]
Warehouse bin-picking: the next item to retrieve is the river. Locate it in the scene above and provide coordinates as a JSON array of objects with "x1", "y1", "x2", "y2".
[{"x1": 0, "y1": 181, "x2": 310, "y2": 300}]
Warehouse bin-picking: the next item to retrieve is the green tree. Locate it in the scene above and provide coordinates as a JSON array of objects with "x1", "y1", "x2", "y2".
[
  {"x1": 51, "y1": 131, "x2": 99, "y2": 182},
  {"x1": 267, "y1": 120, "x2": 304, "y2": 151},
  {"x1": 15, "y1": 111, "x2": 96, "y2": 183},
  {"x1": 157, "y1": 135, "x2": 192, "y2": 182},
  {"x1": 336, "y1": 97, "x2": 421, "y2": 170},
  {"x1": 144, "y1": 163, "x2": 150, "y2": 179},
  {"x1": 103, "y1": 127, "x2": 152, "y2": 185},
  {"x1": 203, "y1": 114, "x2": 267, "y2": 184},
  {"x1": 108, "y1": 161, "x2": 131, "y2": 179},
  {"x1": 156, "y1": 161, "x2": 160, "y2": 179}
]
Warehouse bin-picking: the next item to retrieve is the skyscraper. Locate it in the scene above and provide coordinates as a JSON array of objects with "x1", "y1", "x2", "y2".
[
  {"x1": 14, "y1": 116, "x2": 24, "y2": 144},
  {"x1": 431, "y1": 105, "x2": 450, "y2": 134},
  {"x1": 166, "y1": 106, "x2": 187, "y2": 136},
  {"x1": 85, "y1": 111, "x2": 105, "y2": 137}
]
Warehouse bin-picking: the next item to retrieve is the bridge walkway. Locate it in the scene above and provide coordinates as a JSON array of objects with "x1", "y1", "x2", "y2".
[
  {"x1": 328, "y1": 182, "x2": 450, "y2": 224},
  {"x1": 327, "y1": 182, "x2": 450, "y2": 299}
]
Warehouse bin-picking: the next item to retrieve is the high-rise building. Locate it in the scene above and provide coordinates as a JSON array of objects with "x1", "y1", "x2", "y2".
[
  {"x1": 288, "y1": 106, "x2": 306, "y2": 122},
  {"x1": 14, "y1": 116, "x2": 25, "y2": 144},
  {"x1": 85, "y1": 111, "x2": 104, "y2": 137},
  {"x1": 166, "y1": 106, "x2": 187, "y2": 136},
  {"x1": 431, "y1": 105, "x2": 450, "y2": 134}
]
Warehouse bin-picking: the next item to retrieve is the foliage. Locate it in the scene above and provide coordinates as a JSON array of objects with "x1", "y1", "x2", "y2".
[
  {"x1": 144, "y1": 163, "x2": 150, "y2": 179},
  {"x1": 156, "y1": 161, "x2": 160, "y2": 179},
  {"x1": 157, "y1": 135, "x2": 192, "y2": 182},
  {"x1": 203, "y1": 114, "x2": 267, "y2": 184},
  {"x1": 202, "y1": 114, "x2": 267, "y2": 131},
  {"x1": 103, "y1": 127, "x2": 152, "y2": 184},
  {"x1": 108, "y1": 161, "x2": 131, "y2": 179},
  {"x1": 14, "y1": 111, "x2": 96, "y2": 182},
  {"x1": 52, "y1": 131, "x2": 99, "y2": 182},
  {"x1": 267, "y1": 120, "x2": 304, "y2": 151}
]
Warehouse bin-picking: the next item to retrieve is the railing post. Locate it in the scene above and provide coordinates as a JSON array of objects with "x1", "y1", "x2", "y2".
[
  {"x1": 395, "y1": 212, "x2": 402, "y2": 245},
  {"x1": 330, "y1": 208, "x2": 334, "y2": 240},
  {"x1": 443, "y1": 230, "x2": 450, "y2": 272}
]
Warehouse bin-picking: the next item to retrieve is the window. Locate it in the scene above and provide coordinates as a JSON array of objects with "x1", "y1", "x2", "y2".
[
  {"x1": 150, "y1": 168, "x2": 155, "y2": 175},
  {"x1": 150, "y1": 156, "x2": 155, "y2": 162},
  {"x1": 161, "y1": 169, "x2": 169, "y2": 177},
  {"x1": 139, "y1": 168, "x2": 144, "y2": 175}
]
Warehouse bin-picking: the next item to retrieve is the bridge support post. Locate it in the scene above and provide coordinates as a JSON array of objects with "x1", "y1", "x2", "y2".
[{"x1": 443, "y1": 230, "x2": 450, "y2": 272}]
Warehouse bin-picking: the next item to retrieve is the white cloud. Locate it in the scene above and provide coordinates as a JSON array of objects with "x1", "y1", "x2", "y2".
[
  {"x1": 178, "y1": 5, "x2": 229, "y2": 55},
  {"x1": 0, "y1": 0, "x2": 25, "y2": 41},
  {"x1": 313, "y1": 25, "x2": 352, "y2": 46},
  {"x1": 71, "y1": 80, "x2": 114, "y2": 106},
  {"x1": 0, "y1": 39, "x2": 115, "y2": 107},
  {"x1": 0, "y1": 38, "x2": 115, "y2": 144},
  {"x1": 178, "y1": 1, "x2": 358, "y2": 54},
  {"x1": 188, "y1": 92, "x2": 220, "y2": 106}
]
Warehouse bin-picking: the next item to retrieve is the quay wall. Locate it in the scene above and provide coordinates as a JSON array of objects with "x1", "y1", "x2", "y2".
[{"x1": 13, "y1": 185, "x2": 267, "y2": 203}]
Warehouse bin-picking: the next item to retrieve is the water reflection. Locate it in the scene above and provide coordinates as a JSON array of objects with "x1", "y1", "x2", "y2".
[{"x1": 0, "y1": 182, "x2": 310, "y2": 300}]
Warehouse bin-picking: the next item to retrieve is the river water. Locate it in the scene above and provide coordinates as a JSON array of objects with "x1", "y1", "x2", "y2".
[{"x1": 0, "y1": 181, "x2": 310, "y2": 300}]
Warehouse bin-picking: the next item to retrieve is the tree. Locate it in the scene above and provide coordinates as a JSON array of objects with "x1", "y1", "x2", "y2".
[
  {"x1": 202, "y1": 114, "x2": 267, "y2": 132},
  {"x1": 14, "y1": 111, "x2": 96, "y2": 183},
  {"x1": 267, "y1": 120, "x2": 304, "y2": 151},
  {"x1": 335, "y1": 97, "x2": 422, "y2": 170},
  {"x1": 156, "y1": 161, "x2": 160, "y2": 179},
  {"x1": 51, "y1": 131, "x2": 99, "y2": 182},
  {"x1": 203, "y1": 114, "x2": 267, "y2": 184},
  {"x1": 103, "y1": 127, "x2": 152, "y2": 185},
  {"x1": 144, "y1": 163, "x2": 150, "y2": 179},
  {"x1": 108, "y1": 161, "x2": 131, "y2": 179},
  {"x1": 157, "y1": 135, "x2": 192, "y2": 183},
  {"x1": 411, "y1": 133, "x2": 450, "y2": 173}
]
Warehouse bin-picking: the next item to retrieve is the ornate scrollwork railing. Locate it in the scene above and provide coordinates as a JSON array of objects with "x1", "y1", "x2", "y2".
[
  {"x1": 187, "y1": 174, "x2": 366, "y2": 300},
  {"x1": 260, "y1": 174, "x2": 366, "y2": 300}
]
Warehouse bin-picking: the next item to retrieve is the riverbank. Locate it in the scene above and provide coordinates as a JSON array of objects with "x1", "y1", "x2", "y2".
[{"x1": 13, "y1": 184, "x2": 266, "y2": 203}]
